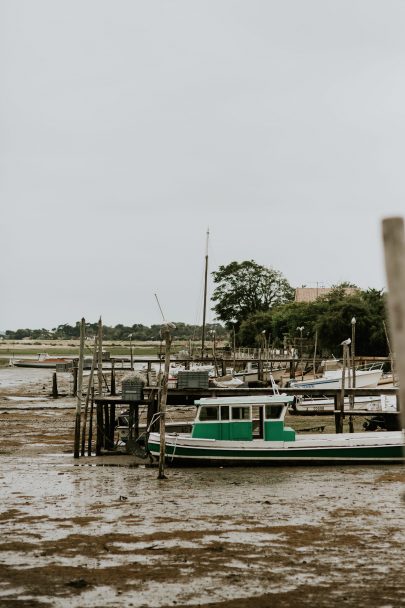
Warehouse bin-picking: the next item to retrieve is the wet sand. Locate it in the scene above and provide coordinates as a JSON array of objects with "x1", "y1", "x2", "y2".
[{"x1": 1, "y1": 368, "x2": 405, "y2": 607}]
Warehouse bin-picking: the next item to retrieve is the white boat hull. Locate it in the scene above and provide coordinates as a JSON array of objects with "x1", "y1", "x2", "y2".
[
  {"x1": 148, "y1": 430, "x2": 404, "y2": 464},
  {"x1": 290, "y1": 369, "x2": 382, "y2": 391}
]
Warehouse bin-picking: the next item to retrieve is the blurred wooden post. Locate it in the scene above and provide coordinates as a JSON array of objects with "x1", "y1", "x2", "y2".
[
  {"x1": 81, "y1": 336, "x2": 98, "y2": 456},
  {"x1": 109, "y1": 403, "x2": 115, "y2": 447},
  {"x1": 289, "y1": 360, "x2": 295, "y2": 380},
  {"x1": 52, "y1": 372, "x2": 58, "y2": 399},
  {"x1": 72, "y1": 361, "x2": 78, "y2": 397},
  {"x1": 97, "y1": 317, "x2": 103, "y2": 397},
  {"x1": 104, "y1": 404, "x2": 110, "y2": 449},
  {"x1": 340, "y1": 346, "x2": 347, "y2": 434},
  {"x1": 88, "y1": 387, "x2": 95, "y2": 456},
  {"x1": 96, "y1": 403, "x2": 103, "y2": 455},
  {"x1": 128, "y1": 404, "x2": 134, "y2": 443},
  {"x1": 158, "y1": 324, "x2": 174, "y2": 480},
  {"x1": 313, "y1": 330, "x2": 318, "y2": 379},
  {"x1": 74, "y1": 318, "x2": 85, "y2": 459},
  {"x1": 334, "y1": 394, "x2": 340, "y2": 433},
  {"x1": 110, "y1": 359, "x2": 116, "y2": 396},
  {"x1": 382, "y1": 217, "x2": 405, "y2": 433}
]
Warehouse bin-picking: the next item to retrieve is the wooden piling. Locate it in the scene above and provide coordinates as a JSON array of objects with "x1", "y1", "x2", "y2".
[
  {"x1": 88, "y1": 387, "x2": 94, "y2": 456},
  {"x1": 147, "y1": 389, "x2": 158, "y2": 432},
  {"x1": 104, "y1": 404, "x2": 110, "y2": 449},
  {"x1": 158, "y1": 324, "x2": 174, "y2": 480},
  {"x1": 289, "y1": 360, "x2": 295, "y2": 380},
  {"x1": 128, "y1": 404, "x2": 134, "y2": 443},
  {"x1": 72, "y1": 361, "x2": 78, "y2": 397},
  {"x1": 52, "y1": 373, "x2": 58, "y2": 399},
  {"x1": 73, "y1": 318, "x2": 86, "y2": 459},
  {"x1": 382, "y1": 217, "x2": 405, "y2": 433},
  {"x1": 97, "y1": 317, "x2": 103, "y2": 398},
  {"x1": 81, "y1": 336, "x2": 98, "y2": 457},
  {"x1": 334, "y1": 394, "x2": 340, "y2": 433},
  {"x1": 110, "y1": 359, "x2": 116, "y2": 396},
  {"x1": 109, "y1": 403, "x2": 115, "y2": 448},
  {"x1": 134, "y1": 403, "x2": 139, "y2": 439},
  {"x1": 96, "y1": 403, "x2": 103, "y2": 455}
]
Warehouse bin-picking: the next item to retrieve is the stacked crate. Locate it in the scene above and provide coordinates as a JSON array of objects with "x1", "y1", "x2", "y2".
[
  {"x1": 177, "y1": 370, "x2": 209, "y2": 390},
  {"x1": 122, "y1": 373, "x2": 144, "y2": 401}
]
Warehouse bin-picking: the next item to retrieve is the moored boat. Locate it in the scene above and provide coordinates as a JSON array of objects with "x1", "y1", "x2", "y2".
[
  {"x1": 288, "y1": 366, "x2": 383, "y2": 390},
  {"x1": 147, "y1": 395, "x2": 404, "y2": 465},
  {"x1": 10, "y1": 353, "x2": 73, "y2": 369},
  {"x1": 290, "y1": 394, "x2": 398, "y2": 415}
]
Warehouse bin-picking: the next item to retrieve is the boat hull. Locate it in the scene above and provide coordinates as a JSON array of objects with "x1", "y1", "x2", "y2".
[
  {"x1": 290, "y1": 369, "x2": 382, "y2": 390},
  {"x1": 148, "y1": 431, "x2": 404, "y2": 465},
  {"x1": 12, "y1": 359, "x2": 72, "y2": 369}
]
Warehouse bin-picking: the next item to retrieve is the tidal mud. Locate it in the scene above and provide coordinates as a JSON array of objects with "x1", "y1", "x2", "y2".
[{"x1": 0, "y1": 368, "x2": 405, "y2": 607}]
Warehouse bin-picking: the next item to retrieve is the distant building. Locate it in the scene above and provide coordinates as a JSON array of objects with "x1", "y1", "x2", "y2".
[{"x1": 295, "y1": 287, "x2": 358, "y2": 303}]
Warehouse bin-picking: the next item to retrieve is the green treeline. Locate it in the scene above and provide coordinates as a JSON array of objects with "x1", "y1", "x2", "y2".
[
  {"x1": 3, "y1": 322, "x2": 228, "y2": 342},
  {"x1": 237, "y1": 287, "x2": 388, "y2": 356}
]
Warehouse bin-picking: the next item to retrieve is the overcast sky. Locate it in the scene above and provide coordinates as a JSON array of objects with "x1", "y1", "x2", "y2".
[{"x1": 1, "y1": 0, "x2": 405, "y2": 330}]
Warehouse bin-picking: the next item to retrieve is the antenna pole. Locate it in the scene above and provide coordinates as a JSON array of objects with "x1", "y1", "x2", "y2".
[{"x1": 201, "y1": 228, "x2": 209, "y2": 357}]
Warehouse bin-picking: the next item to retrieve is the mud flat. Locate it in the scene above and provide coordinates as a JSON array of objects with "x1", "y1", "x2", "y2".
[{"x1": 0, "y1": 368, "x2": 405, "y2": 607}]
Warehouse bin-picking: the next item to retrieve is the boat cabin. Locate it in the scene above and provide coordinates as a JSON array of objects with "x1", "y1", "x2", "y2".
[{"x1": 192, "y1": 396, "x2": 296, "y2": 442}]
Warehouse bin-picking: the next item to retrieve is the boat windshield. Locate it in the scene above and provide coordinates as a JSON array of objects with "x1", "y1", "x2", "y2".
[
  {"x1": 265, "y1": 405, "x2": 284, "y2": 419},
  {"x1": 199, "y1": 406, "x2": 219, "y2": 421}
]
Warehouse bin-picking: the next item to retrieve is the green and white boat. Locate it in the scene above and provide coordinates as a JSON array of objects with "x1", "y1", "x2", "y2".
[{"x1": 147, "y1": 396, "x2": 404, "y2": 465}]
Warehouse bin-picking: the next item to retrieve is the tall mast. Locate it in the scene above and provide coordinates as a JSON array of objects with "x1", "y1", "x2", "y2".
[{"x1": 201, "y1": 227, "x2": 209, "y2": 356}]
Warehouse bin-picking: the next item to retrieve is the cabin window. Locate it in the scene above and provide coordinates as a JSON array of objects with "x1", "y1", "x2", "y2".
[
  {"x1": 231, "y1": 406, "x2": 250, "y2": 420},
  {"x1": 199, "y1": 406, "x2": 219, "y2": 421},
  {"x1": 220, "y1": 406, "x2": 230, "y2": 420},
  {"x1": 265, "y1": 405, "x2": 283, "y2": 419}
]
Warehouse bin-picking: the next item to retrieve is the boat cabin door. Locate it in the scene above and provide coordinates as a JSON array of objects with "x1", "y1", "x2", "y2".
[{"x1": 252, "y1": 405, "x2": 264, "y2": 439}]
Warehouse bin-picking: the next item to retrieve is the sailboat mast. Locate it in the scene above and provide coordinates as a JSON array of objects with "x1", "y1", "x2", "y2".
[{"x1": 201, "y1": 228, "x2": 209, "y2": 357}]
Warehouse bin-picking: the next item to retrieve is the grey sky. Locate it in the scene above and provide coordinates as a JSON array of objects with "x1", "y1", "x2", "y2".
[{"x1": 2, "y1": 0, "x2": 405, "y2": 330}]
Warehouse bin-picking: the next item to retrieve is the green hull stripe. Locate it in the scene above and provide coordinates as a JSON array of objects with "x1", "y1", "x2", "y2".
[{"x1": 148, "y1": 442, "x2": 403, "y2": 460}]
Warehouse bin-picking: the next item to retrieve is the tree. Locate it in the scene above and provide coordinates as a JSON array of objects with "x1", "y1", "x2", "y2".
[
  {"x1": 211, "y1": 260, "x2": 294, "y2": 328},
  {"x1": 237, "y1": 286, "x2": 388, "y2": 356}
]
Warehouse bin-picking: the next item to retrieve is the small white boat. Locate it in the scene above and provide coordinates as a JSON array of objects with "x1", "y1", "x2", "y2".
[
  {"x1": 289, "y1": 366, "x2": 383, "y2": 390},
  {"x1": 290, "y1": 394, "x2": 397, "y2": 415},
  {"x1": 10, "y1": 353, "x2": 73, "y2": 369}
]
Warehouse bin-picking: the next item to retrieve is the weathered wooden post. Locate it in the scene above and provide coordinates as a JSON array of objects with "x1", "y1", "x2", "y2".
[
  {"x1": 334, "y1": 394, "x2": 340, "y2": 433},
  {"x1": 128, "y1": 404, "x2": 134, "y2": 444},
  {"x1": 158, "y1": 323, "x2": 175, "y2": 480},
  {"x1": 96, "y1": 402, "x2": 103, "y2": 455},
  {"x1": 349, "y1": 318, "x2": 356, "y2": 433},
  {"x1": 97, "y1": 317, "x2": 103, "y2": 398},
  {"x1": 382, "y1": 217, "x2": 405, "y2": 434},
  {"x1": 110, "y1": 359, "x2": 116, "y2": 396},
  {"x1": 383, "y1": 319, "x2": 396, "y2": 385},
  {"x1": 88, "y1": 387, "x2": 95, "y2": 456},
  {"x1": 147, "y1": 388, "x2": 158, "y2": 431},
  {"x1": 109, "y1": 403, "x2": 115, "y2": 447},
  {"x1": 81, "y1": 336, "x2": 98, "y2": 456},
  {"x1": 52, "y1": 372, "x2": 58, "y2": 399},
  {"x1": 313, "y1": 330, "x2": 318, "y2": 379},
  {"x1": 74, "y1": 318, "x2": 86, "y2": 459},
  {"x1": 104, "y1": 404, "x2": 110, "y2": 449},
  {"x1": 72, "y1": 361, "x2": 78, "y2": 397}
]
